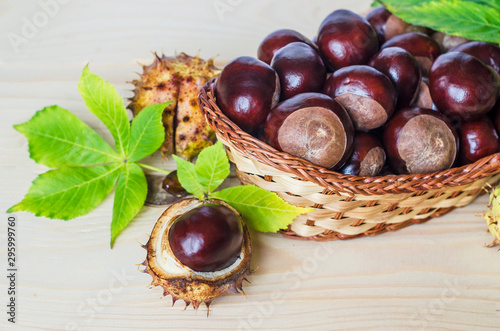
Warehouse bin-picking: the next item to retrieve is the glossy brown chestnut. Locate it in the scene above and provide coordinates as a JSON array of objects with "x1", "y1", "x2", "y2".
[
  {"x1": 323, "y1": 65, "x2": 397, "y2": 131},
  {"x1": 215, "y1": 56, "x2": 280, "y2": 133},
  {"x1": 340, "y1": 131, "x2": 386, "y2": 176},
  {"x1": 384, "y1": 15, "x2": 429, "y2": 41},
  {"x1": 317, "y1": 9, "x2": 379, "y2": 70},
  {"x1": 459, "y1": 116, "x2": 500, "y2": 165},
  {"x1": 369, "y1": 46, "x2": 421, "y2": 108},
  {"x1": 264, "y1": 92, "x2": 354, "y2": 169},
  {"x1": 365, "y1": 6, "x2": 391, "y2": 44},
  {"x1": 271, "y1": 42, "x2": 326, "y2": 100},
  {"x1": 429, "y1": 52, "x2": 499, "y2": 120},
  {"x1": 413, "y1": 81, "x2": 436, "y2": 110},
  {"x1": 257, "y1": 29, "x2": 316, "y2": 65},
  {"x1": 381, "y1": 32, "x2": 442, "y2": 78},
  {"x1": 491, "y1": 101, "x2": 500, "y2": 134},
  {"x1": 383, "y1": 107, "x2": 458, "y2": 174},
  {"x1": 450, "y1": 41, "x2": 500, "y2": 75},
  {"x1": 162, "y1": 170, "x2": 188, "y2": 197},
  {"x1": 168, "y1": 203, "x2": 244, "y2": 272},
  {"x1": 432, "y1": 32, "x2": 468, "y2": 52}
]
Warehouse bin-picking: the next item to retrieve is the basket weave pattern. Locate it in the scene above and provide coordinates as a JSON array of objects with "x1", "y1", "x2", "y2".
[{"x1": 199, "y1": 80, "x2": 500, "y2": 240}]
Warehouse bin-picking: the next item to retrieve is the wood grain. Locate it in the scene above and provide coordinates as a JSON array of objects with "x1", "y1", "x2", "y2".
[{"x1": 1, "y1": 0, "x2": 500, "y2": 330}]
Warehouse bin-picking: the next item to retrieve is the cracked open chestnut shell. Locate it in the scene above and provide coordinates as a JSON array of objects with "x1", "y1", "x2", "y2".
[{"x1": 141, "y1": 198, "x2": 252, "y2": 313}]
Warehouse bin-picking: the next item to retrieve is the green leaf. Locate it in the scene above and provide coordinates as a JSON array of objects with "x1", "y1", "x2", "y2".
[
  {"x1": 378, "y1": 0, "x2": 500, "y2": 43},
  {"x1": 110, "y1": 163, "x2": 147, "y2": 247},
  {"x1": 195, "y1": 141, "x2": 230, "y2": 194},
  {"x1": 211, "y1": 185, "x2": 313, "y2": 232},
  {"x1": 127, "y1": 102, "x2": 171, "y2": 163},
  {"x1": 8, "y1": 164, "x2": 122, "y2": 220},
  {"x1": 78, "y1": 65, "x2": 131, "y2": 157},
  {"x1": 14, "y1": 105, "x2": 120, "y2": 167},
  {"x1": 172, "y1": 155, "x2": 205, "y2": 200}
]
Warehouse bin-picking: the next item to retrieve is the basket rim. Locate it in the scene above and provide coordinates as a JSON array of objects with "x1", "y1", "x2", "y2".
[{"x1": 199, "y1": 79, "x2": 500, "y2": 196}]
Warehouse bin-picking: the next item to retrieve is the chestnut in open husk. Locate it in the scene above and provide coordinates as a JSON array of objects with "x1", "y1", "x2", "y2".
[
  {"x1": 383, "y1": 107, "x2": 459, "y2": 174},
  {"x1": 264, "y1": 92, "x2": 354, "y2": 169},
  {"x1": 141, "y1": 199, "x2": 252, "y2": 313}
]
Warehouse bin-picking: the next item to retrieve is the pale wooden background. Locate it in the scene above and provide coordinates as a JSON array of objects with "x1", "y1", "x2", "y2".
[{"x1": 1, "y1": 0, "x2": 500, "y2": 330}]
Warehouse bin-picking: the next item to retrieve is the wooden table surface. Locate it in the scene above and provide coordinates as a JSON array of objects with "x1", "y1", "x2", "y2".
[{"x1": 1, "y1": 0, "x2": 500, "y2": 330}]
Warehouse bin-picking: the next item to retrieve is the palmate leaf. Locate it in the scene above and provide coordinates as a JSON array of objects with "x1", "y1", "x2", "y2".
[
  {"x1": 8, "y1": 164, "x2": 122, "y2": 220},
  {"x1": 13, "y1": 105, "x2": 120, "y2": 167},
  {"x1": 195, "y1": 142, "x2": 230, "y2": 194},
  {"x1": 78, "y1": 65, "x2": 131, "y2": 157},
  {"x1": 377, "y1": 0, "x2": 500, "y2": 43},
  {"x1": 211, "y1": 185, "x2": 313, "y2": 232},
  {"x1": 110, "y1": 163, "x2": 147, "y2": 247},
  {"x1": 127, "y1": 102, "x2": 171, "y2": 163}
]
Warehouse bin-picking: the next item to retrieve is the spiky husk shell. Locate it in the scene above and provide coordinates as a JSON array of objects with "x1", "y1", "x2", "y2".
[
  {"x1": 129, "y1": 53, "x2": 219, "y2": 159},
  {"x1": 140, "y1": 198, "x2": 252, "y2": 313},
  {"x1": 484, "y1": 185, "x2": 500, "y2": 248}
]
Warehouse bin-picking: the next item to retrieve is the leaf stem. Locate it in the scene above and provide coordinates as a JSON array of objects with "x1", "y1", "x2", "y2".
[
  {"x1": 136, "y1": 162, "x2": 170, "y2": 175},
  {"x1": 135, "y1": 162, "x2": 170, "y2": 175}
]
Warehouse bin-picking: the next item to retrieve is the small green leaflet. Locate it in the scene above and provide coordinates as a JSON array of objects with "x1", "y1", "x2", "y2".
[
  {"x1": 111, "y1": 163, "x2": 147, "y2": 246},
  {"x1": 374, "y1": 0, "x2": 500, "y2": 43},
  {"x1": 9, "y1": 66, "x2": 172, "y2": 247},
  {"x1": 173, "y1": 142, "x2": 313, "y2": 232},
  {"x1": 9, "y1": 164, "x2": 122, "y2": 220},
  {"x1": 211, "y1": 186, "x2": 308, "y2": 232},
  {"x1": 13, "y1": 105, "x2": 120, "y2": 167},
  {"x1": 78, "y1": 65, "x2": 131, "y2": 157}
]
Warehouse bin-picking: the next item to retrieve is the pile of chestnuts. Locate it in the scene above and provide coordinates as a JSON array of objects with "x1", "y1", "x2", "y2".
[{"x1": 214, "y1": 7, "x2": 500, "y2": 176}]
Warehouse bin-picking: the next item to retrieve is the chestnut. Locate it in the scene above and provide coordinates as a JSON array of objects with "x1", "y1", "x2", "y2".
[
  {"x1": 491, "y1": 101, "x2": 500, "y2": 134},
  {"x1": 384, "y1": 15, "x2": 429, "y2": 41},
  {"x1": 264, "y1": 92, "x2": 354, "y2": 169},
  {"x1": 162, "y1": 170, "x2": 188, "y2": 197},
  {"x1": 215, "y1": 56, "x2": 280, "y2": 133},
  {"x1": 340, "y1": 131, "x2": 386, "y2": 176},
  {"x1": 381, "y1": 32, "x2": 442, "y2": 78},
  {"x1": 323, "y1": 65, "x2": 397, "y2": 131},
  {"x1": 365, "y1": 6, "x2": 391, "y2": 44},
  {"x1": 432, "y1": 32, "x2": 468, "y2": 52},
  {"x1": 317, "y1": 9, "x2": 379, "y2": 70},
  {"x1": 429, "y1": 52, "x2": 499, "y2": 120},
  {"x1": 168, "y1": 203, "x2": 243, "y2": 272},
  {"x1": 450, "y1": 41, "x2": 500, "y2": 75},
  {"x1": 383, "y1": 107, "x2": 458, "y2": 174},
  {"x1": 270, "y1": 42, "x2": 327, "y2": 100},
  {"x1": 459, "y1": 116, "x2": 500, "y2": 165},
  {"x1": 257, "y1": 29, "x2": 316, "y2": 65},
  {"x1": 413, "y1": 81, "x2": 436, "y2": 110},
  {"x1": 369, "y1": 46, "x2": 422, "y2": 108}
]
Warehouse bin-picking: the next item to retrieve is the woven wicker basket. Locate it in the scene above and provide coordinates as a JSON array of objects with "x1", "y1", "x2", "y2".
[{"x1": 198, "y1": 79, "x2": 500, "y2": 240}]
